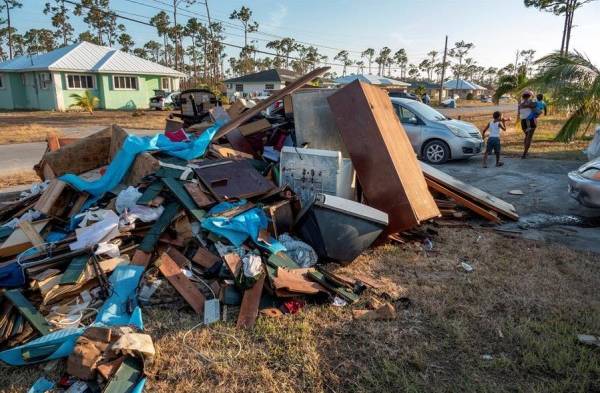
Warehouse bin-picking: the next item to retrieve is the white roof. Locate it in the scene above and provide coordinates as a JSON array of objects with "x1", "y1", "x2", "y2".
[
  {"x1": 0, "y1": 41, "x2": 185, "y2": 77},
  {"x1": 443, "y1": 79, "x2": 487, "y2": 90},
  {"x1": 334, "y1": 74, "x2": 409, "y2": 87}
]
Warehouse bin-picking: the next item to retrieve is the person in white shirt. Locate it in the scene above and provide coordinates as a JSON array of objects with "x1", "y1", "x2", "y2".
[
  {"x1": 518, "y1": 90, "x2": 537, "y2": 158},
  {"x1": 481, "y1": 111, "x2": 507, "y2": 168}
]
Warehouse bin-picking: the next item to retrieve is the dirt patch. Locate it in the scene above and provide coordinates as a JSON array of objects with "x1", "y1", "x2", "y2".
[
  {"x1": 0, "y1": 170, "x2": 40, "y2": 188},
  {"x1": 0, "y1": 110, "x2": 170, "y2": 144},
  {"x1": 2, "y1": 227, "x2": 597, "y2": 392}
]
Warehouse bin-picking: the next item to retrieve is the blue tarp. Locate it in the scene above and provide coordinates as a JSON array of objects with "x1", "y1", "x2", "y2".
[
  {"x1": 201, "y1": 200, "x2": 286, "y2": 254},
  {"x1": 0, "y1": 264, "x2": 145, "y2": 366},
  {"x1": 60, "y1": 123, "x2": 222, "y2": 198}
]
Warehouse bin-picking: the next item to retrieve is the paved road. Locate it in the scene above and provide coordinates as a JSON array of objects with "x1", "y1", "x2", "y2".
[
  {"x1": 442, "y1": 156, "x2": 600, "y2": 253},
  {"x1": 0, "y1": 126, "x2": 156, "y2": 176}
]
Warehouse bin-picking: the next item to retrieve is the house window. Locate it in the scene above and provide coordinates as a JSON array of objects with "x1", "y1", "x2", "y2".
[
  {"x1": 235, "y1": 84, "x2": 243, "y2": 92},
  {"x1": 226, "y1": 83, "x2": 232, "y2": 89},
  {"x1": 161, "y1": 77, "x2": 170, "y2": 90},
  {"x1": 265, "y1": 83, "x2": 274, "y2": 90},
  {"x1": 38, "y1": 72, "x2": 52, "y2": 90},
  {"x1": 113, "y1": 75, "x2": 138, "y2": 90},
  {"x1": 66, "y1": 74, "x2": 95, "y2": 89},
  {"x1": 0, "y1": 74, "x2": 4, "y2": 89}
]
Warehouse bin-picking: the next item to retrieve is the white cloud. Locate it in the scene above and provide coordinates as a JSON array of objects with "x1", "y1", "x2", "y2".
[{"x1": 266, "y1": 3, "x2": 288, "y2": 31}]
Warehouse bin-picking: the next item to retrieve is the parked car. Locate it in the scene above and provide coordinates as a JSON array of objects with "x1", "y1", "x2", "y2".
[
  {"x1": 391, "y1": 97, "x2": 483, "y2": 164},
  {"x1": 568, "y1": 157, "x2": 600, "y2": 208},
  {"x1": 149, "y1": 91, "x2": 180, "y2": 110},
  {"x1": 388, "y1": 91, "x2": 419, "y2": 101}
]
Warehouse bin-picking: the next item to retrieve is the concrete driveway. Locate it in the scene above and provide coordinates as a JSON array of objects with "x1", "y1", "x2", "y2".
[{"x1": 442, "y1": 157, "x2": 600, "y2": 253}]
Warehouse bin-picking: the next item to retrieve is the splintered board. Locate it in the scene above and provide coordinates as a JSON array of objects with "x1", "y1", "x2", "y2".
[
  {"x1": 327, "y1": 81, "x2": 440, "y2": 233},
  {"x1": 156, "y1": 252, "x2": 205, "y2": 314},
  {"x1": 4, "y1": 289, "x2": 51, "y2": 335},
  {"x1": 420, "y1": 162, "x2": 518, "y2": 221}
]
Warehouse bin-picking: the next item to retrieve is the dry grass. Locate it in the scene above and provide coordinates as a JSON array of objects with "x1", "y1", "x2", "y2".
[
  {"x1": 0, "y1": 123, "x2": 63, "y2": 144},
  {"x1": 466, "y1": 112, "x2": 588, "y2": 161},
  {"x1": 2, "y1": 227, "x2": 597, "y2": 392},
  {"x1": 0, "y1": 110, "x2": 170, "y2": 144},
  {"x1": 0, "y1": 170, "x2": 41, "y2": 188}
]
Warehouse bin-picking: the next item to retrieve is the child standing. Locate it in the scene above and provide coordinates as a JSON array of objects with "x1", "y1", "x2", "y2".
[{"x1": 482, "y1": 111, "x2": 506, "y2": 168}]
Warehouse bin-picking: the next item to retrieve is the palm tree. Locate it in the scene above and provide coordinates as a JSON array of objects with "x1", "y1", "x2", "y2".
[
  {"x1": 361, "y1": 48, "x2": 375, "y2": 74},
  {"x1": 69, "y1": 90, "x2": 99, "y2": 114},
  {"x1": 520, "y1": 51, "x2": 600, "y2": 142}
]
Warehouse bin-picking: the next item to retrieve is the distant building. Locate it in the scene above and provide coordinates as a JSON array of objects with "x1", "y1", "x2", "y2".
[
  {"x1": 0, "y1": 41, "x2": 185, "y2": 111},
  {"x1": 405, "y1": 80, "x2": 448, "y2": 100},
  {"x1": 224, "y1": 68, "x2": 301, "y2": 100},
  {"x1": 443, "y1": 79, "x2": 489, "y2": 99},
  {"x1": 333, "y1": 74, "x2": 410, "y2": 90}
]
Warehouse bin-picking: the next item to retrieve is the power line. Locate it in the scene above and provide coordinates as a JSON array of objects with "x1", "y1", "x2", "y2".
[{"x1": 62, "y1": 0, "x2": 441, "y2": 73}]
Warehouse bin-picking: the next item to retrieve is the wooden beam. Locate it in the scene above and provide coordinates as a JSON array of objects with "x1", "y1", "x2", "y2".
[
  {"x1": 156, "y1": 252, "x2": 205, "y2": 314},
  {"x1": 237, "y1": 274, "x2": 265, "y2": 329},
  {"x1": 425, "y1": 178, "x2": 500, "y2": 223}
]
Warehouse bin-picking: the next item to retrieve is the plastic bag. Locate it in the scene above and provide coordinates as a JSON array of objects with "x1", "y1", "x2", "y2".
[
  {"x1": 278, "y1": 233, "x2": 318, "y2": 268},
  {"x1": 585, "y1": 125, "x2": 600, "y2": 161},
  {"x1": 115, "y1": 186, "x2": 142, "y2": 214}
]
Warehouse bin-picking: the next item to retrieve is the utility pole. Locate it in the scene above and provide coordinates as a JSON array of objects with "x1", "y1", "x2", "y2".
[
  {"x1": 173, "y1": 0, "x2": 178, "y2": 71},
  {"x1": 5, "y1": 0, "x2": 13, "y2": 59},
  {"x1": 438, "y1": 35, "x2": 448, "y2": 103},
  {"x1": 514, "y1": 49, "x2": 519, "y2": 77}
]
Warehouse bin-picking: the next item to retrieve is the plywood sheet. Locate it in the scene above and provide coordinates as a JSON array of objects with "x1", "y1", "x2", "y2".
[
  {"x1": 327, "y1": 81, "x2": 440, "y2": 232},
  {"x1": 420, "y1": 162, "x2": 518, "y2": 220}
]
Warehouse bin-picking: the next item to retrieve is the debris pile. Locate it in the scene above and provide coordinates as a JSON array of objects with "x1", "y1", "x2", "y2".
[{"x1": 0, "y1": 67, "x2": 518, "y2": 391}]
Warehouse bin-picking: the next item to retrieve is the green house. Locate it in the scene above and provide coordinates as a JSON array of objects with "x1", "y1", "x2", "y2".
[{"x1": 0, "y1": 41, "x2": 185, "y2": 111}]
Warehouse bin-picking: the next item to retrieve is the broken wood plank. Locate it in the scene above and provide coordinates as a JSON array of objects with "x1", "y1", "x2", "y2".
[
  {"x1": 137, "y1": 181, "x2": 163, "y2": 205},
  {"x1": 4, "y1": 289, "x2": 51, "y2": 335},
  {"x1": 421, "y1": 162, "x2": 518, "y2": 220},
  {"x1": 161, "y1": 177, "x2": 205, "y2": 221},
  {"x1": 138, "y1": 202, "x2": 180, "y2": 253},
  {"x1": 327, "y1": 80, "x2": 440, "y2": 233},
  {"x1": 183, "y1": 182, "x2": 216, "y2": 208},
  {"x1": 59, "y1": 255, "x2": 90, "y2": 285},
  {"x1": 238, "y1": 118, "x2": 272, "y2": 136},
  {"x1": 18, "y1": 221, "x2": 45, "y2": 251},
  {"x1": 236, "y1": 274, "x2": 265, "y2": 329},
  {"x1": 214, "y1": 67, "x2": 330, "y2": 140},
  {"x1": 192, "y1": 247, "x2": 221, "y2": 269},
  {"x1": 0, "y1": 219, "x2": 50, "y2": 257},
  {"x1": 131, "y1": 250, "x2": 153, "y2": 268},
  {"x1": 425, "y1": 178, "x2": 500, "y2": 223},
  {"x1": 156, "y1": 252, "x2": 205, "y2": 314}
]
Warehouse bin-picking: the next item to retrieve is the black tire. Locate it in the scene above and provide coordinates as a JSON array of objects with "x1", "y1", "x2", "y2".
[{"x1": 422, "y1": 140, "x2": 450, "y2": 164}]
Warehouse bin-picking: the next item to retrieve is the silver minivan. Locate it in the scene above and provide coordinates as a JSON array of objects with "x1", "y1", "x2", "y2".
[{"x1": 391, "y1": 98, "x2": 484, "y2": 164}]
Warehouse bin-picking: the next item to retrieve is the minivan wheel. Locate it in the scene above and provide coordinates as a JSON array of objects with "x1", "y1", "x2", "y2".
[{"x1": 423, "y1": 140, "x2": 450, "y2": 164}]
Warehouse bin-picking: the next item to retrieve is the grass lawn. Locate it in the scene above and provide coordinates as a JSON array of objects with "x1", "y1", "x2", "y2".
[
  {"x1": 0, "y1": 110, "x2": 170, "y2": 145},
  {"x1": 0, "y1": 226, "x2": 598, "y2": 392}
]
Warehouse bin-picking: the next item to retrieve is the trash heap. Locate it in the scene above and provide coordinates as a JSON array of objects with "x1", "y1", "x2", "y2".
[{"x1": 0, "y1": 67, "x2": 518, "y2": 391}]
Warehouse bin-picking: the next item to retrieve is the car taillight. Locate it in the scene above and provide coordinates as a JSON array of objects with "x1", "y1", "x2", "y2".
[{"x1": 581, "y1": 168, "x2": 600, "y2": 180}]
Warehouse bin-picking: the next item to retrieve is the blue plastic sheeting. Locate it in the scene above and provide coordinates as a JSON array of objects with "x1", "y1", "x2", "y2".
[
  {"x1": 27, "y1": 377, "x2": 55, "y2": 393},
  {"x1": 60, "y1": 122, "x2": 222, "y2": 198},
  {"x1": 0, "y1": 265, "x2": 145, "y2": 366},
  {"x1": 0, "y1": 260, "x2": 26, "y2": 287},
  {"x1": 201, "y1": 200, "x2": 286, "y2": 254},
  {"x1": 94, "y1": 264, "x2": 145, "y2": 328}
]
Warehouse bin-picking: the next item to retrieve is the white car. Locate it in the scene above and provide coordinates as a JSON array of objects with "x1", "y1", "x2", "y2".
[{"x1": 149, "y1": 92, "x2": 179, "y2": 110}]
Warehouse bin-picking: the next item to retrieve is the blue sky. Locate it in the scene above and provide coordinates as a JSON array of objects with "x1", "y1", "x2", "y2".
[{"x1": 13, "y1": 0, "x2": 600, "y2": 75}]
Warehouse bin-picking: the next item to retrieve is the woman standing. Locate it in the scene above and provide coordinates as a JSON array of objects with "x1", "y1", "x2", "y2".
[{"x1": 518, "y1": 90, "x2": 536, "y2": 159}]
